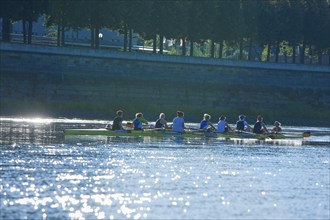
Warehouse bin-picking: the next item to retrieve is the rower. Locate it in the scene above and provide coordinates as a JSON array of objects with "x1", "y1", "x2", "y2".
[
  {"x1": 217, "y1": 115, "x2": 233, "y2": 133},
  {"x1": 155, "y1": 113, "x2": 168, "y2": 129},
  {"x1": 133, "y1": 112, "x2": 148, "y2": 130},
  {"x1": 253, "y1": 115, "x2": 269, "y2": 134},
  {"x1": 172, "y1": 111, "x2": 185, "y2": 133},
  {"x1": 107, "y1": 110, "x2": 124, "y2": 131},
  {"x1": 272, "y1": 121, "x2": 282, "y2": 133},
  {"x1": 236, "y1": 114, "x2": 252, "y2": 132},
  {"x1": 199, "y1": 113, "x2": 216, "y2": 131}
]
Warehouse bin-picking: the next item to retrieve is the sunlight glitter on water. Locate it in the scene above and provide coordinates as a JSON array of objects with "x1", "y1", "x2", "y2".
[
  {"x1": 0, "y1": 117, "x2": 329, "y2": 219},
  {"x1": 0, "y1": 117, "x2": 109, "y2": 124}
]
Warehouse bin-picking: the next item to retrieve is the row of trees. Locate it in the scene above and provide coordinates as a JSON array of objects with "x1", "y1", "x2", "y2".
[{"x1": 1, "y1": 0, "x2": 329, "y2": 64}]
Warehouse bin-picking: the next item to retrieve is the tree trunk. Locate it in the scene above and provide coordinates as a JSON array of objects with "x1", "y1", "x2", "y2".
[
  {"x1": 239, "y1": 38, "x2": 243, "y2": 60},
  {"x1": 90, "y1": 27, "x2": 94, "y2": 48},
  {"x1": 275, "y1": 41, "x2": 280, "y2": 63},
  {"x1": 27, "y1": 20, "x2": 33, "y2": 44},
  {"x1": 23, "y1": 19, "x2": 27, "y2": 44},
  {"x1": 218, "y1": 40, "x2": 223, "y2": 59},
  {"x1": 210, "y1": 40, "x2": 215, "y2": 58},
  {"x1": 2, "y1": 17, "x2": 11, "y2": 42},
  {"x1": 292, "y1": 44, "x2": 296, "y2": 64},
  {"x1": 318, "y1": 51, "x2": 322, "y2": 65},
  {"x1": 95, "y1": 27, "x2": 100, "y2": 49},
  {"x1": 123, "y1": 24, "x2": 127, "y2": 51},
  {"x1": 190, "y1": 40, "x2": 194, "y2": 56},
  {"x1": 248, "y1": 37, "x2": 252, "y2": 61},
  {"x1": 57, "y1": 25, "x2": 60, "y2": 46},
  {"x1": 309, "y1": 45, "x2": 313, "y2": 64},
  {"x1": 159, "y1": 34, "x2": 164, "y2": 54},
  {"x1": 266, "y1": 44, "x2": 271, "y2": 62},
  {"x1": 128, "y1": 28, "x2": 133, "y2": 52},
  {"x1": 61, "y1": 21, "x2": 65, "y2": 46},
  {"x1": 153, "y1": 34, "x2": 157, "y2": 54},
  {"x1": 300, "y1": 41, "x2": 305, "y2": 64},
  {"x1": 182, "y1": 38, "x2": 186, "y2": 56}
]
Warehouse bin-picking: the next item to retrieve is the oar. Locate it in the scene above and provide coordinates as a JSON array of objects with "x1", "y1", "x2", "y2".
[
  {"x1": 143, "y1": 128, "x2": 164, "y2": 132},
  {"x1": 186, "y1": 127, "x2": 200, "y2": 131},
  {"x1": 186, "y1": 127, "x2": 206, "y2": 133},
  {"x1": 241, "y1": 130, "x2": 283, "y2": 139},
  {"x1": 234, "y1": 130, "x2": 256, "y2": 135},
  {"x1": 281, "y1": 131, "x2": 311, "y2": 138}
]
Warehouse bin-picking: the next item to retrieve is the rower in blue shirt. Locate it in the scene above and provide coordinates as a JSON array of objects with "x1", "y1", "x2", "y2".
[
  {"x1": 133, "y1": 112, "x2": 148, "y2": 130},
  {"x1": 172, "y1": 111, "x2": 186, "y2": 133},
  {"x1": 199, "y1": 113, "x2": 216, "y2": 131}
]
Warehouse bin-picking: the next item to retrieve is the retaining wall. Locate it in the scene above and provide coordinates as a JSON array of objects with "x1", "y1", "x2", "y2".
[{"x1": 1, "y1": 43, "x2": 329, "y2": 126}]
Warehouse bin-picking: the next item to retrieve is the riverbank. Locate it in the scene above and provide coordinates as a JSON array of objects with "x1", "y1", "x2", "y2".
[{"x1": 1, "y1": 43, "x2": 329, "y2": 127}]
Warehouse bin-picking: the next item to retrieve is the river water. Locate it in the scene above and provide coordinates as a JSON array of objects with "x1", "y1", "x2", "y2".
[{"x1": 0, "y1": 117, "x2": 329, "y2": 220}]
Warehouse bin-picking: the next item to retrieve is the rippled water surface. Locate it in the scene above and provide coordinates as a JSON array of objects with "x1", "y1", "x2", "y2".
[{"x1": 1, "y1": 118, "x2": 329, "y2": 219}]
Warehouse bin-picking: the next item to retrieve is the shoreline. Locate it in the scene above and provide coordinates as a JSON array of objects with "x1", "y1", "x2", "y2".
[{"x1": 1, "y1": 43, "x2": 329, "y2": 128}]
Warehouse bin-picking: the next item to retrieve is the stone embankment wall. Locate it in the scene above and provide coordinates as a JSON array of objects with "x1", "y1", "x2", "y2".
[{"x1": 1, "y1": 43, "x2": 329, "y2": 126}]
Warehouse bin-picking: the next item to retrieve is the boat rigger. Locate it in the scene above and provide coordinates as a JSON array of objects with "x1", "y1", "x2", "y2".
[{"x1": 64, "y1": 128, "x2": 309, "y2": 140}]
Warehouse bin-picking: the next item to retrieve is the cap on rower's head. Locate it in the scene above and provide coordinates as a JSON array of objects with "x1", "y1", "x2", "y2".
[
  {"x1": 159, "y1": 113, "x2": 165, "y2": 119},
  {"x1": 116, "y1": 110, "x2": 123, "y2": 116},
  {"x1": 274, "y1": 121, "x2": 281, "y2": 126},
  {"x1": 177, "y1": 111, "x2": 184, "y2": 117},
  {"x1": 204, "y1": 113, "x2": 211, "y2": 119},
  {"x1": 239, "y1": 114, "x2": 246, "y2": 120},
  {"x1": 136, "y1": 112, "x2": 143, "y2": 118}
]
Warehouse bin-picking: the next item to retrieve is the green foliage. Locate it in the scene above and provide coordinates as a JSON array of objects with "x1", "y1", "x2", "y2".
[
  {"x1": 1, "y1": 0, "x2": 329, "y2": 63},
  {"x1": 261, "y1": 46, "x2": 270, "y2": 62}
]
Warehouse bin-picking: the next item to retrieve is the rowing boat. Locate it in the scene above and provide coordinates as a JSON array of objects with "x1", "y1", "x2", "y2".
[{"x1": 63, "y1": 128, "x2": 307, "y2": 140}]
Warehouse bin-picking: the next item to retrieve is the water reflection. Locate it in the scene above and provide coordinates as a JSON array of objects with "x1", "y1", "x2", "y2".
[
  {"x1": 0, "y1": 117, "x2": 329, "y2": 219},
  {"x1": 1, "y1": 121, "x2": 58, "y2": 145},
  {"x1": 1, "y1": 117, "x2": 329, "y2": 147}
]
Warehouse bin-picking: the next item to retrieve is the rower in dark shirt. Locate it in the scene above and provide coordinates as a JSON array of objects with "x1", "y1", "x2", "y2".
[
  {"x1": 155, "y1": 113, "x2": 168, "y2": 129},
  {"x1": 107, "y1": 110, "x2": 124, "y2": 130},
  {"x1": 253, "y1": 115, "x2": 269, "y2": 134}
]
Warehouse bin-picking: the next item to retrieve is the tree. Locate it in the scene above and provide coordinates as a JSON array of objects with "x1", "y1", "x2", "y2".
[
  {"x1": 241, "y1": 0, "x2": 258, "y2": 61},
  {"x1": 257, "y1": 0, "x2": 278, "y2": 62},
  {"x1": 212, "y1": 0, "x2": 242, "y2": 59},
  {"x1": 311, "y1": 0, "x2": 330, "y2": 64},
  {"x1": 112, "y1": 0, "x2": 144, "y2": 51},
  {"x1": 2, "y1": 0, "x2": 328, "y2": 65},
  {"x1": 46, "y1": 0, "x2": 80, "y2": 46},
  {"x1": 300, "y1": 0, "x2": 321, "y2": 64},
  {"x1": 19, "y1": 0, "x2": 48, "y2": 44},
  {"x1": 79, "y1": 0, "x2": 115, "y2": 48},
  {"x1": 0, "y1": 0, "x2": 22, "y2": 42},
  {"x1": 285, "y1": 0, "x2": 304, "y2": 63},
  {"x1": 185, "y1": 1, "x2": 211, "y2": 57}
]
